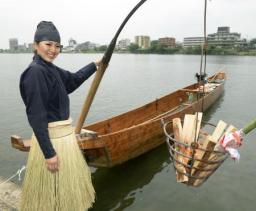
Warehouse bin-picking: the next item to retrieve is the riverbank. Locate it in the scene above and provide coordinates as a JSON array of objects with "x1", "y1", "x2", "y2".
[
  {"x1": 0, "y1": 177, "x2": 21, "y2": 210},
  {"x1": 1, "y1": 48, "x2": 256, "y2": 56}
]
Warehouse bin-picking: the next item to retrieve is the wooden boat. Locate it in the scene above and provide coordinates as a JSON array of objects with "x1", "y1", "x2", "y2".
[{"x1": 11, "y1": 71, "x2": 226, "y2": 168}]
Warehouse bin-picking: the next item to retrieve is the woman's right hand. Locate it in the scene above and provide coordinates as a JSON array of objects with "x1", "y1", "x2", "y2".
[
  {"x1": 94, "y1": 59, "x2": 102, "y2": 68},
  {"x1": 45, "y1": 154, "x2": 59, "y2": 173}
]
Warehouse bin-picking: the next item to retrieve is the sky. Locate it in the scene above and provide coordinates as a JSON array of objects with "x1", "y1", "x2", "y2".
[{"x1": 1, "y1": 0, "x2": 256, "y2": 49}]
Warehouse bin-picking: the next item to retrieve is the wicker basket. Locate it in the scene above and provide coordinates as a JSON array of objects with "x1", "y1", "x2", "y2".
[{"x1": 162, "y1": 120, "x2": 228, "y2": 187}]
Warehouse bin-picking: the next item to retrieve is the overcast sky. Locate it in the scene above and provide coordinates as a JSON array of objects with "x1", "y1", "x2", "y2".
[{"x1": 1, "y1": 0, "x2": 256, "y2": 49}]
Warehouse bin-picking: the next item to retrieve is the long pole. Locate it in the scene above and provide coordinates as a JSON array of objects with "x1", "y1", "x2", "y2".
[
  {"x1": 242, "y1": 118, "x2": 256, "y2": 135},
  {"x1": 75, "y1": 0, "x2": 148, "y2": 134}
]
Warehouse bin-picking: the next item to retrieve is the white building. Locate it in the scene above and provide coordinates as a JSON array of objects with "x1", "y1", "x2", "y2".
[
  {"x1": 9, "y1": 38, "x2": 18, "y2": 51},
  {"x1": 117, "y1": 39, "x2": 131, "y2": 50},
  {"x1": 208, "y1": 27, "x2": 246, "y2": 47},
  {"x1": 68, "y1": 38, "x2": 77, "y2": 48},
  {"x1": 75, "y1": 41, "x2": 96, "y2": 51},
  {"x1": 183, "y1": 37, "x2": 204, "y2": 47}
]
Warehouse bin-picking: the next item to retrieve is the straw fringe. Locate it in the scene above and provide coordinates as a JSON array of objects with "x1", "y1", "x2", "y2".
[{"x1": 20, "y1": 123, "x2": 95, "y2": 211}]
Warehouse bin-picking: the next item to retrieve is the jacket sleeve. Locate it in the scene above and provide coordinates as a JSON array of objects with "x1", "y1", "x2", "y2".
[
  {"x1": 56, "y1": 62, "x2": 97, "y2": 94},
  {"x1": 20, "y1": 66, "x2": 56, "y2": 159}
]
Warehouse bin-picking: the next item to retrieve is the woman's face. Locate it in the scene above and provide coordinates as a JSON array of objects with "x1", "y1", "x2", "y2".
[{"x1": 34, "y1": 41, "x2": 61, "y2": 62}]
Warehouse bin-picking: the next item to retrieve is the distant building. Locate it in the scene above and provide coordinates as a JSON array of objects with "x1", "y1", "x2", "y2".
[
  {"x1": 183, "y1": 37, "x2": 204, "y2": 47},
  {"x1": 9, "y1": 38, "x2": 18, "y2": 51},
  {"x1": 18, "y1": 43, "x2": 27, "y2": 51},
  {"x1": 135, "y1": 36, "x2": 151, "y2": 49},
  {"x1": 117, "y1": 39, "x2": 131, "y2": 50},
  {"x1": 27, "y1": 43, "x2": 34, "y2": 52},
  {"x1": 62, "y1": 38, "x2": 78, "y2": 52},
  {"x1": 75, "y1": 41, "x2": 96, "y2": 51},
  {"x1": 158, "y1": 37, "x2": 176, "y2": 48},
  {"x1": 68, "y1": 38, "x2": 77, "y2": 48},
  {"x1": 207, "y1": 26, "x2": 246, "y2": 47}
]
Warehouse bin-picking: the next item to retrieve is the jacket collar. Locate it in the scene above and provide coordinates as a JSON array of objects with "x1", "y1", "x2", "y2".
[{"x1": 33, "y1": 54, "x2": 54, "y2": 67}]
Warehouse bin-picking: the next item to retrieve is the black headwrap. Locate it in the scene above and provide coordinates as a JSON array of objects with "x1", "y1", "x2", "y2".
[{"x1": 34, "y1": 21, "x2": 61, "y2": 43}]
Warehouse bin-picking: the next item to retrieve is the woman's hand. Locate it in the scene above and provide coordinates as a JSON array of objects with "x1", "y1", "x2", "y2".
[
  {"x1": 45, "y1": 154, "x2": 59, "y2": 173},
  {"x1": 94, "y1": 59, "x2": 102, "y2": 68}
]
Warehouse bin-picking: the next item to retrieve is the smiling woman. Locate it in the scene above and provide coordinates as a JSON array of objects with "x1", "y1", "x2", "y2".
[
  {"x1": 19, "y1": 21, "x2": 100, "y2": 211},
  {"x1": 33, "y1": 21, "x2": 61, "y2": 62}
]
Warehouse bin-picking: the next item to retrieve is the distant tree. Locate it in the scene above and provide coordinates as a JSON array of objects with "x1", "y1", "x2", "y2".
[
  {"x1": 98, "y1": 45, "x2": 107, "y2": 51},
  {"x1": 183, "y1": 46, "x2": 201, "y2": 55},
  {"x1": 249, "y1": 38, "x2": 256, "y2": 49},
  {"x1": 250, "y1": 38, "x2": 256, "y2": 44},
  {"x1": 150, "y1": 40, "x2": 158, "y2": 52},
  {"x1": 129, "y1": 43, "x2": 139, "y2": 53}
]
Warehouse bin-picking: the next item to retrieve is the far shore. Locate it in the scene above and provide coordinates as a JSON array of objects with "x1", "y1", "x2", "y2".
[{"x1": 1, "y1": 51, "x2": 256, "y2": 56}]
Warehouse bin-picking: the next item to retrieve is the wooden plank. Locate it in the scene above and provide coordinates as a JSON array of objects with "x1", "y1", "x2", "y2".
[
  {"x1": 192, "y1": 120, "x2": 227, "y2": 174},
  {"x1": 191, "y1": 120, "x2": 227, "y2": 185},
  {"x1": 181, "y1": 114, "x2": 196, "y2": 174},
  {"x1": 173, "y1": 118, "x2": 188, "y2": 183},
  {"x1": 192, "y1": 124, "x2": 237, "y2": 186},
  {"x1": 182, "y1": 114, "x2": 196, "y2": 144},
  {"x1": 175, "y1": 112, "x2": 203, "y2": 181},
  {"x1": 193, "y1": 112, "x2": 203, "y2": 142},
  {"x1": 182, "y1": 112, "x2": 202, "y2": 144},
  {"x1": 211, "y1": 120, "x2": 228, "y2": 143}
]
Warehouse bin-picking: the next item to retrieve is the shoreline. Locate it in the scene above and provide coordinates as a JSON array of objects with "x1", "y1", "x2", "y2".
[
  {"x1": 1, "y1": 52, "x2": 256, "y2": 56},
  {"x1": 0, "y1": 177, "x2": 21, "y2": 210}
]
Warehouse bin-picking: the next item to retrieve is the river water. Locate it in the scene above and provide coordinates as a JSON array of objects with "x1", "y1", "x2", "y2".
[{"x1": 0, "y1": 54, "x2": 256, "y2": 211}]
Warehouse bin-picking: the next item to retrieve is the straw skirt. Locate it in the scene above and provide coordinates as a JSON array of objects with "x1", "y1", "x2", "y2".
[{"x1": 20, "y1": 119, "x2": 95, "y2": 211}]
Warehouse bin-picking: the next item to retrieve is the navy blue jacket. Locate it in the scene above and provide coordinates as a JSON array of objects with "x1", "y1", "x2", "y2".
[{"x1": 20, "y1": 54, "x2": 97, "y2": 159}]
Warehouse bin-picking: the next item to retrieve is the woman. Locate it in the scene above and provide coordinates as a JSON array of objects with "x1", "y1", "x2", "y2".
[{"x1": 19, "y1": 21, "x2": 98, "y2": 211}]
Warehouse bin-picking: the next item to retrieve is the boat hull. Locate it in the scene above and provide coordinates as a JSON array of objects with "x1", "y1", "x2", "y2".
[{"x1": 82, "y1": 73, "x2": 225, "y2": 167}]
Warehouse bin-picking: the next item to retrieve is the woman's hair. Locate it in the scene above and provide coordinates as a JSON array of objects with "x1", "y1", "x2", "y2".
[{"x1": 33, "y1": 42, "x2": 39, "y2": 55}]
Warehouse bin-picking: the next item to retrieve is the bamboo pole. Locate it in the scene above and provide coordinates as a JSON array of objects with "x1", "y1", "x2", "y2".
[
  {"x1": 75, "y1": 63, "x2": 108, "y2": 134},
  {"x1": 242, "y1": 118, "x2": 256, "y2": 135},
  {"x1": 75, "y1": 0, "x2": 148, "y2": 134}
]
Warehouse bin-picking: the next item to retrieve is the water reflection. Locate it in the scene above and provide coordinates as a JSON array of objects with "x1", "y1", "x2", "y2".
[
  {"x1": 203, "y1": 91, "x2": 225, "y2": 123},
  {"x1": 90, "y1": 145, "x2": 170, "y2": 211}
]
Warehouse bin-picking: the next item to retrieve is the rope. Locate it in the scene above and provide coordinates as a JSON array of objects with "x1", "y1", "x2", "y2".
[{"x1": 0, "y1": 165, "x2": 26, "y2": 187}]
